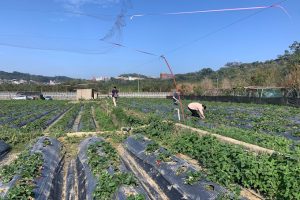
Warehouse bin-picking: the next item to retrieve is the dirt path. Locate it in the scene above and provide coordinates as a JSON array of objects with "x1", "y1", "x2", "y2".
[
  {"x1": 91, "y1": 106, "x2": 100, "y2": 131},
  {"x1": 0, "y1": 152, "x2": 20, "y2": 167},
  {"x1": 66, "y1": 130, "x2": 124, "y2": 138},
  {"x1": 59, "y1": 137, "x2": 81, "y2": 200},
  {"x1": 176, "y1": 123, "x2": 275, "y2": 155},
  {"x1": 72, "y1": 106, "x2": 83, "y2": 132}
]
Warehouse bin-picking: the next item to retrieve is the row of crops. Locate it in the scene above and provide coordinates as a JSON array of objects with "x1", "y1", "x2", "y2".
[
  {"x1": 1, "y1": 135, "x2": 234, "y2": 199},
  {"x1": 0, "y1": 100, "x2": 71, "y2": 132},
  {"x1": 0, "y1": 99, "x2": 299, "y2": 199},
  {"x1": 0, "y1": 101, "x2": 113, "y2": 137},
  {"x1": 131, "y1": 119, "x2": 300, "y2": 199},
  {"x1": 118, "y1": 98, "x2": 300, "y2": 156},
  {"x1": 119, "y1": 98, "x2": 300, "y2": 138}
]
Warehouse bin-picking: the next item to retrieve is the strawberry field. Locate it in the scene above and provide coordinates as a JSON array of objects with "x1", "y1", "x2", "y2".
[{"x1": 0, "y1": 99, "x2": 299, "y2": 200}]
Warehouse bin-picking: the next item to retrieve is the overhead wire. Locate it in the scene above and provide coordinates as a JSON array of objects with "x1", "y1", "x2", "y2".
[
  {"x1": 108, "y1": 0, "x2": 290, "y2": 74},
  {"x1": 99, "y1": 40, "x2": 159, "y2": 56},
  {"x1": 106, "y1": 0, "x2": 290, "y2": 121},
  {"x1": 0, "y1": 0, "x2": 290, "y2": 118},
  {"x1": 0, "y1": 42, "x2": 112, "y2": 55},
  {"x1": 0, "y1": 0, "x2": 290, "y2": 57},
  {"x1": 129, "y1": 4, "x2": 288, "y2": 20},
  {"x1": 163, "y1": 0, "x2": 290, "y2": 56},
  {"x1": 100, "y1": 0, "x2": 290, "y2": 60}
]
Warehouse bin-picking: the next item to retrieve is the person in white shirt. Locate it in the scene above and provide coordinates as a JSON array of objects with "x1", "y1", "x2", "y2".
[
  {"x1": 172, "y1": 91, "x2": 179, "y2": 105},
  {"x1": 187, "y1": 102, "x2": 206, "y2": 119}
]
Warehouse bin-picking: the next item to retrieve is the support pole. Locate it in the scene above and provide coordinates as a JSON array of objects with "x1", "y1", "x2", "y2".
[{"x1": 161, "y1": 55, "x2": 185, "y2": 120}]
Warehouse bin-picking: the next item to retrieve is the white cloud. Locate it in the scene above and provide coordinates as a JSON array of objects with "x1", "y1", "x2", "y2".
[{"x1": 56, "y1": 0, "x2": 120, "y2": 11}]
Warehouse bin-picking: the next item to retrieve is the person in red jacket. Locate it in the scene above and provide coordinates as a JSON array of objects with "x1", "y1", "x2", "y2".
[{"x1": 188, "y1": 102, "x2": 206, "y2": 119}]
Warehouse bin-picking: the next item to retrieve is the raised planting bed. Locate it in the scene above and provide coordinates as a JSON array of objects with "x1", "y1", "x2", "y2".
[
  {"x1": 94, "y1": 107, "x2": 117, "y2": 131},
  {"x1": 78, "y1": 104, "x2": 96, "y2": 132},
  {"x1": 50, "y1": 104, "x2": 81, "y2": 133},
  {"x1": 184, "y1": 118, "x2": 300, "y2": 156},
  {"x1": 75, "y1": 137, "x2": 149, "y2": 200},
  {"x1": 120, "y1": 98, "x2": 300, "y2": 139},
  {"x1": 112, "y1": 107, "x2": 147, "y2": 128},
  {"x1": 0, "y1": 136, "x2": 64, "y2": 199},
  {"x1": 23, "y1": 107, "x2": 72, "y2": 132},
  {"x1": 133, "y1": 119, "x2": 300, "y2": 199},
  {"x1": 124, "y1": 134, "x2": 235, "y2": 200},
  {"x1": 122, "y1": 99, "x2": 300, "y2": 156}
]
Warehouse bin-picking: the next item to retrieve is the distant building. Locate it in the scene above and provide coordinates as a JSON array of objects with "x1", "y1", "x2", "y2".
[
  {"x1": 49, "y1": 80, "x2": 57, "y2": 85},
  {"x1": 12, "y1": 79, "x2": 20, "y2": 85},
  {"x1": 95, "y1": 76, "x2": 111, "y2": 81},
  {"x1": 128, "y1": 76, "x2": 144, "y2": 81},
  {"x1": 76, "y1": 89, "x2": 95, "y2": 100},
  {"x1": 19, "y1": 79, "x2": 27, "y2": 84},
  {"x1": 160, "y1": 73, "x2": 173, "y2": 80},
  {"x1": 115, "y1": 76, "x2": 144, "y2": 81}
]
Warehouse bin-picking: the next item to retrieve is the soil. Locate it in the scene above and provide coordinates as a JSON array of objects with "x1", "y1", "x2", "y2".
[
  {"x1": 91, "y1": 106, "x2": 100, "y2": 131},
  {"x1": 241, "y1": 189, "x2": 264, "y2": 200},
  {"x1": 72, "y1": 107, "x2": 83, "y2": 132},
  {"x1": 0, "y1": 152, "x2": 20, "y2": 167},
  {"x1": 58, "y1": 136, "x2": 81, "y2": 200}
]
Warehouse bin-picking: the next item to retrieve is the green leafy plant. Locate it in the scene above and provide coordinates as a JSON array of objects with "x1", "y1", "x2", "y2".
[
  {"x1": 127, "y1": 194, "x2": 146, "y2": 200},
  {"x1": 87, "y1": 140, "x2": 138, "y2": 199},
  {"x1": 43, "y1": 138, "x2": 52, "y2": 147},
  {"x1": 175, "y1": 166, "x2": 187, "y2": 176},
  {"x1": 157, "y1": 151, "x2": 172, "y2": 162},
  {"x1": 0, "y1": 151, "x2": 43, "y2": 199},
  {"x1": 145, "y1": 142, "x2": 160, "y2": 153},
  {"x1": 184, "y1": 171, "x2": 204, "y2": 185}
]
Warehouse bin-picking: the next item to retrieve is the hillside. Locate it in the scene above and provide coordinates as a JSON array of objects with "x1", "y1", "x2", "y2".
[
  {"x1": 0, "y1": 41, "x2": 299, "y2": 93},
  {"x1": 0, "y1": 71, "x2": 75, "y2": 83},
  {"x1": 174, "y1": 41, "x2": 300, "y2": 92}
]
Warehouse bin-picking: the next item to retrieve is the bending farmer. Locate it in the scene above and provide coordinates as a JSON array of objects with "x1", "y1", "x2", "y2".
[
  {"x1": 188, "y1": 102, "x2": 206, "y2": 119},
  {"x1": 112, "y1": 86, "x2": 119, "y2": 107}
]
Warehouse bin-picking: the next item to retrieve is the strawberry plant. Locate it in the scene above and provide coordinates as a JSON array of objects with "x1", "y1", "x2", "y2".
[
  {"x1": 145, "y1": 142, "x2": 160, "y2": 153},
  {"x1": 79, "y1": 103, "x2": 96, "y2": 132},
  {"x1": 94, "y1": 106, "x2": 117, "y2": 131},
  {"x1": 86, "y1": 140, "x2": 138, "y2": 199},
  {"x1": 136, "y1": 119, "x2": 300, "y2": 199},
  {"x1": 112, "y1": 107, "x2": 146, "y2": 127},
  {"x1": 50, "y1": 104, "x2": 80, "y2": 132},
  {"x1": 127, "y1": 194, "x2": 146, "y2": 200},
  {"x1": 0, "y1": 150, "x2": 43, "y2": 199},
  {"x1": 184, "y1": 171, "x2": 204, "y2": 185},
  {"x1": 157, "y1": 151, "x2": 172, "y2": 162}
]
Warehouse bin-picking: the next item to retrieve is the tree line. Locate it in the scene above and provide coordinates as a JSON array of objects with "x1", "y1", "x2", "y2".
[{"x1": 0, "y1": 41, "x2": 299, "y2": 95}]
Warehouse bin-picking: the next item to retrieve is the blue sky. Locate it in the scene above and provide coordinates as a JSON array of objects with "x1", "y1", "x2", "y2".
[{"x1": 0, "y1": 0, "x2": 299, "y2": 79}]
